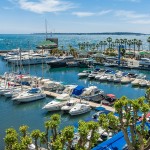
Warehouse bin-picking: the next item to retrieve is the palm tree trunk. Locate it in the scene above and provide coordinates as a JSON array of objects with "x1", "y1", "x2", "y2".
[
  {"x1": 35, "y1": 139, "x2": 38, "y2": 150},
  {"x1": 134, "y1": 44, "x2": 135, "y2": 57}
]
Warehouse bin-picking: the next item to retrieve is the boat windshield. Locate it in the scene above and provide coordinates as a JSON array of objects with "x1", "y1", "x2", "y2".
[{"x1": 27, "y1": 88, "x2": 39, "y2": 93}]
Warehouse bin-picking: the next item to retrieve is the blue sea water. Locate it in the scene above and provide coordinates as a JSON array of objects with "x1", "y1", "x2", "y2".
[
  {"x1": 0, "y1": 34, "x2": 150, "y2": 149},
  {"x1": 0, "y1": 34, "x2": 150, "y2": 50}
]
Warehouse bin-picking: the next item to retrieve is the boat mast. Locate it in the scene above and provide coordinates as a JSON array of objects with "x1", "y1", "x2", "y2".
[
  {"x1": 45, "y1": 19, "x2": 48, "y2": 39},
  {"x1": 19, "y1": 48, "x2": 23, "y2": 91}
]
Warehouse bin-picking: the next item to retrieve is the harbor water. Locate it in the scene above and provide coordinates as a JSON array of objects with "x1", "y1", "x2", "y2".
[{"x1": 0, "y1": 34, "x2": 150, "y2": 149}]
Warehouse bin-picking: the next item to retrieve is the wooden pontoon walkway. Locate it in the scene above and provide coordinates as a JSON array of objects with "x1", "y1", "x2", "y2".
[{"x1": 44, "y1": 91, "x2": 115, "y2": 112}]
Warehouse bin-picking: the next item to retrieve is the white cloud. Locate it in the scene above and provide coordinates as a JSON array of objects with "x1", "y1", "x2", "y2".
[
  {"x1": 72, "y1": 12, "x2": 95, "y2": 17},
  {"x1": 3, "y1": 6, "x2": 14, "y2": 10},
  {"x1": 129, "y1": 19, "x2": 150, "y2": 24},
  {"x1": 97, "y1": 10, "x2": 112, "y2": 15},
  {"x1": 116, "y1": 0, "x2": 141, "y2": 2},
  {"x1": 114, "y1": 10, "x2": 150, "y2": 25},
  {"x1": 115, "y1": 10, "x2": 149, "y2": 19},
  {"x1": 10, "y1": 0, "x2": 74, "y2": 13},
  {"x1": 72, "y1": 10, "x2": 112, "y2": 17}
]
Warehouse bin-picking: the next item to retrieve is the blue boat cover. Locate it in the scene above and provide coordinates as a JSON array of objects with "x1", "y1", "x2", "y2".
[
  {"x1": 72, "y1": 85, "x2": 85, "y2": 96},
  {"x1": 93, "y1": 121, "x2": 150, "y2": 150},
  {"x1": 95, "y1": 107, "x2": 106, "y2": 111},
  {"x1": 28, "y1": 88, "x2": 39, "y2": 93}
]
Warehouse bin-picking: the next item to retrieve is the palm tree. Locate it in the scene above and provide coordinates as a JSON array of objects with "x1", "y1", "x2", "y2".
[
  {"x1": 132, "y1": 39, "x2": 137, "y2": 57},
  {"x1": 92, "y1": 43, "x2": 96, "y2": 51},
  {"x1": 115, "y1": 39, "x2": 120, "y2": 50},
  {"x1": 68, "y1": 44, "x2": 72, "y2": 52},
  {"x1": 49, "y1": 114, "x2": 60, "y2": 141},
  {"x1": 147, "y1": 37, "x2": 150, "y2": 51},
  {"x1": 78, "y1": 43, "x2": 81, "y2": 51},
  {"x1": 96, "y1": 43, "x2": 99, "y2": 51},
  {"x1": 44, "y1": 121, "x2": 51, "y2": 148},
  {"x1": 103, "y1": 41, "x2": 107, "y2": 52},
  {"x1": 31, "y1": 129, "x2": 41, "y2": 150},
  {"x1": 87, "y1": 121, "x2": 99, "y2": 150},
  {"x1": 83, "y1": 42, "x2": 86, "y2": 50},
  {"x1": 146, "y1": 88, "x2": 150, "y2": 105},
  {"x1": 86, "y1": 42, "x2": 89, "y2": 51},
  {"x1": 120, "y1": 39, "x2": 124, "y2": 46},
  {"x1": 136, "y1": 40, "x2": 142, "y2": 51},
  {"x1": 124, "y1": 38, "x2": 128, "y2": 50},
  {"x1": 107, "y1": 37, "x2": 112, "y2": 49},
  {"x1": 61, "y1": 126, "x2": 74, "y2": 150},
  {"x1": 99, "y1": 41, "x2": 103, "y2": 52},
  {"x1": 111, "y1": 42, "x2": 116, "y2": 50},
  {"x1": 127, "y1": 40, "x2": 132, "y2": 52},
  {"x1": 19, "y1": 125, "x2": 29, "y2": 137}
]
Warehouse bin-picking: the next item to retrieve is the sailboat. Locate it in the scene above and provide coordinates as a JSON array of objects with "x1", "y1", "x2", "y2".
[{"x1": 11, "y1": 48, "x2": 46, "y2": 102}]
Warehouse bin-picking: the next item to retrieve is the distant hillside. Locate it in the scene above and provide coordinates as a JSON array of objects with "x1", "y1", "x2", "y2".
[{"x1": 32, "y1": 32, "x2": 148, "y2": 35}]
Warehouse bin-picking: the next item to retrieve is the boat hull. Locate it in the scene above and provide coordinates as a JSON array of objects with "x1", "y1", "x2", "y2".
[
  {"x1": 69, "y1": 108, "x2": 91, "y2": 116},
  {"x1": 13, "y1": 94, "x2": 46, "y2": 102}
]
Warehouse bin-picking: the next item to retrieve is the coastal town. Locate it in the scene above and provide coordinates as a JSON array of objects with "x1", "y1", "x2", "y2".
[
  {"x1": 0, "y1": 35, "x2": 150, "y2": 150},
  {"x1": 1, "y1": 0, "x2": 150, "y2": 150}
]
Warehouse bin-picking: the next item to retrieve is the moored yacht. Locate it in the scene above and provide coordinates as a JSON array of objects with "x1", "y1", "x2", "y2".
[
  {"x1": 61, "y1": 100, "x2": 76, "y2": 113},
  {"x1": 121, "y1": 76, "x2": 131, "y2": 84},
  {"x1": 131, "y1": 79, "x2": 141, "y2": 86},
  {"x1": 55, "y1": 85, "x2": 77, "y2": 101},
  {"x1": 139, "y1": 80, "x2": 148, "y2": 87},
  {"x1": 42, "y1": 100, "x2": 67, "y2": 111},
  {"x1": 12, "y1": 88, "x2": 46, "y2": 102},
  {"x1": 47, "y1": 55, "x2": 74, "y2": 68},
  {"x1": 69, "y1": 103, "x2": 91, "y2": 116},
  {"x1": 139, "y1": 58, "x2": 150, "y2": 70},
  {"x1": 80, "y1": 86, "x2": 104, "y2": 102},
  {"x1": 78, "y1": 70, "x2": 91, "y2": 78}
]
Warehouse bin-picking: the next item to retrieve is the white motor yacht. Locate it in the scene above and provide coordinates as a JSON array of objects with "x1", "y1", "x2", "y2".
[
  {"x1": 107, "y1": 75, "x2": 114, "y2": 82},
  {"x1": 69, "y1": 103, "x2": 91, "y2": 116},
  {"x1": 113, "y1": 76, "x2": 121, "y2": 83},
  {"x1": 12, "y1": 88, "x2": 46, "y2": 102},
  {"x1": 99, "y1": 74, "x2": 108, "y2": 81},
  {"x1": 56, "y1": 85, "x2": 77, "y2": 101},
  {"x1": 88, "y1": 72, "x2": 99, "y2": 79},
  {"x1": 147, "y1": 81, "x2": 150, "y2": 87},
  {"x1": 121, "y1": 77, "x2": 131, "y2": 84},
  {"x1": 139, "y1": 80, "x2": 148, "y2": 87},
  {"x1": 0, "y1": 88, "x2": 14, "y2": 95},
  {"x1": 78, "y1": 70, "x2": 91, "y2": 78},
  {"x1": 80, "y1": 86, "x2": 104, "y2": 102},
  {"x1": 4, "y1": 88, "x2": 22, "y2": 98},
  {"x1": 131, "y1": 79, "x2": 141, "y2": 86},
  {"x1": 95, "y1": 73, "x2": 103, "y2": 80},
  {"x1": 42, "y1": 100, "x2": 67, "y2": 111},
  {"x1": 61, "y1": 99, "x2": 76, "y2": 113}
]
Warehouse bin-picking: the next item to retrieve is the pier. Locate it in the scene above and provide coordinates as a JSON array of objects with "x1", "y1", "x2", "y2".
[{"x1": 44, "y1": 90, "x2": 115, "y2": 112}]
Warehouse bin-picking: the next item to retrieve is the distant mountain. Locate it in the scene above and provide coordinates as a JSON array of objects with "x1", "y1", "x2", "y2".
[{"x1": 32, "y1": 32, "x2": 148, "y2": 35}]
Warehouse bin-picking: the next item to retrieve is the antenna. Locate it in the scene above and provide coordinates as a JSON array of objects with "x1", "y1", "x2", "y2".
[{"x1": 45, "y1": 19, "x2": 48, "y2": 39}]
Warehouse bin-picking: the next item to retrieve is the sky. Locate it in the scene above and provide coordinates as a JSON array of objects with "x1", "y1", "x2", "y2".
[{"x1": 0, "y1": 0, "x2": 150, "y2": 34}]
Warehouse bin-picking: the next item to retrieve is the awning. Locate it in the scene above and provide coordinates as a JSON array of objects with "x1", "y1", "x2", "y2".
[{"x1": 37, "y1": 40, "x2": 57, "y2": 48}]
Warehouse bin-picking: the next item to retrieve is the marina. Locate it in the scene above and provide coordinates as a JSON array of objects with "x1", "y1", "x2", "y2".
[
  {"x1": 0, "y1": 34, "x2": 150, "y2": 149},
  {"x1": 1, "y1": 0, "x2": 150, "y2": 148}
]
